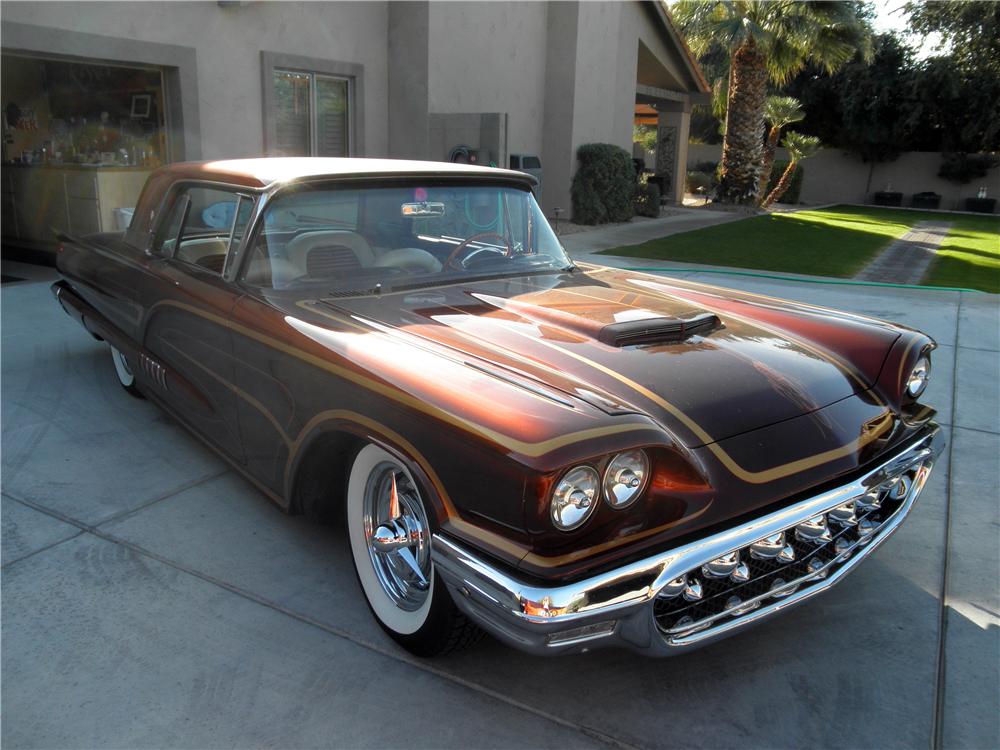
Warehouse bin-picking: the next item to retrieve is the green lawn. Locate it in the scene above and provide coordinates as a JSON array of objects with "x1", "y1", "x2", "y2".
[
  {"x1": 601, "y1": 205, "x2": 1000, "y2": 293},
  {"x1": 923, "y1": 215, "x2": 1000, "y2": 293}
]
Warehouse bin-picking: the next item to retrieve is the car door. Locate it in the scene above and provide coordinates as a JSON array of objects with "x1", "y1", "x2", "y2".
[{"x1": 136, "y1": 183, "x2": 255, "y2": 463}]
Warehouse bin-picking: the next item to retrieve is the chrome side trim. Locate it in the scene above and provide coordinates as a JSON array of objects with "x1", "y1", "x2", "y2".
[{"x1": 432, "y1": 427, "x2": 941, "y2": 656}]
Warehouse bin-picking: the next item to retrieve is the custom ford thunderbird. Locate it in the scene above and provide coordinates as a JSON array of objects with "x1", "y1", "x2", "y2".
[{"x1": 53, "y1": 158, "x2": 941, "y2": 657}]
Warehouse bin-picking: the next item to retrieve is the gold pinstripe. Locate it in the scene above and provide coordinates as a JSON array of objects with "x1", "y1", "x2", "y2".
[{"x1": 148, "y1": 299, "x2": 655, "y2": 458}]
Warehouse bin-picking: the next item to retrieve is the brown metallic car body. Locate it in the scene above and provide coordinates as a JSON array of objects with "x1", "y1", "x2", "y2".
[{"x1": 52, "y1": 158, "x2": 941, "y2": 655}]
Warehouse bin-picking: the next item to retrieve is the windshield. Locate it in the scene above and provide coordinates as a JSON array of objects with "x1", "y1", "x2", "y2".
[{"x1": 242, "y1": 182, "x2": 571, "y2": 292}]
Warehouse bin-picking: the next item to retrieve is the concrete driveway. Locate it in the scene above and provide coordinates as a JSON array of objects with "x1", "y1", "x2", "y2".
[{"x1": 2, "y1": 267, "x2": 997, "y2": 749}]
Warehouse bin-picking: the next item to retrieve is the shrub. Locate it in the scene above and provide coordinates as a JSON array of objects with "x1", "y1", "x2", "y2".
[
  {"x1": 633, "y1": 125, "x2": 657, "y2": 153},
  {"x1": 571, "y1": 143, "x2": 636, "y2": 225},
  {"x1": 686, "y1": 171, "x2": 715, "y2": 193},
  {"x1": 635, "y1": 182, "x2": 661, "y2": 217},
  {"x1": 764, "y1": 160, "x2": 804, "y2": 203},
  {"x1": 690, "y1": 160, "x2": 719, "y2": 175},
  {"x1": 938, "y1": 153, "x2": 1000, "y2": 184}
]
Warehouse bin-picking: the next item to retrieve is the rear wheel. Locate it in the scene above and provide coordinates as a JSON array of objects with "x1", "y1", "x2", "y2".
[
  {"x1": 110, "y1": 346, "x2": 144, "y2": 398},
  {"x1": 346, "y1": 443, "x2": 481, "y2": 656}
]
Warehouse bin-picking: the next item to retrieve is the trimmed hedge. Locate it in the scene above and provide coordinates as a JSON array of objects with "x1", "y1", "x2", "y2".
[
  {"x1": 764, "y1": 160, "x2": 804, "y2": 204},
  {"x1": 571, "y1": 143, "x2": 636, "y2": 225},
  {"x1": 635, "y1": 182, "x2": 661, "y2": 217}
]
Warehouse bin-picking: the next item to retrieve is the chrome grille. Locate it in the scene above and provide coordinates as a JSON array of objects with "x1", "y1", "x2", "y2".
[{"x1": 654, "y1": 463, "x2": 926, "y2": 640}]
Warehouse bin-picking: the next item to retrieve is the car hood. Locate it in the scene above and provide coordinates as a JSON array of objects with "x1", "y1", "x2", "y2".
[{"x1": 291, "y1": 267, "x2": 902, "y2": 448}]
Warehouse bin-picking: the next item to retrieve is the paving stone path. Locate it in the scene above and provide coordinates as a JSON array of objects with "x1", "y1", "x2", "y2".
[{"x1": 855, "y1": 220, "x2": 952, "y2": 284}]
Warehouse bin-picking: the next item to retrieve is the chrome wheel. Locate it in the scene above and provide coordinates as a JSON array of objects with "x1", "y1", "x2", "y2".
[
  {"x1": 362, "y1": 461, "x2": 432, "y2": 612},
  {"x1": 346, "y1": 442, "x2": 481, "y2": 653}
]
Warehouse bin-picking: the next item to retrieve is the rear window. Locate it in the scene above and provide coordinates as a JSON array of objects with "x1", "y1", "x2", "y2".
[{"x1": 522, "y1": 156, "x2": 541, "y2": 170}]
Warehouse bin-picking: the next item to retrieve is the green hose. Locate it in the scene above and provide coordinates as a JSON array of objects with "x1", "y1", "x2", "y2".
[{"x1": 622, "y1": 267, "x2": 984, "y2": 294}]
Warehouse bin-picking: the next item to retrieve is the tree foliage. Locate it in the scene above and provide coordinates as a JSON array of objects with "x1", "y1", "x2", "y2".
[
  {"x1": 673, "y1": 0, "x2": 871, "y2": 204},
  {"x1": 632, "y1": 125, "x2": 657, "y2": 153},
  {"x1": 783, "y1": 32, "x2": 914, "y2": 162},
  {"x1": 905, "y1": 0, "x2": 1000, "y2": 76},
  {"x1": 761, "y1": 131, "x2": 820, "y2": 207},
  {"x1": 759, "y1": 96, "x2": 805, "y2": 199},
  {"x1": 783, "y1": 31, "x2": 1000, "y2": 157}
]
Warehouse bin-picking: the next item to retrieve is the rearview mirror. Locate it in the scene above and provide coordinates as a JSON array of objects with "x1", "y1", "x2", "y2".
[{"x1": 401, "y1": 202, "x2": 445, "y2": 217}]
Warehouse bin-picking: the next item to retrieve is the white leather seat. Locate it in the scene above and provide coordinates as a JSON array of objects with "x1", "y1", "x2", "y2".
[
  {"x1": 244, "y1": 255, "x2": 301, "y2": 287},
  {"x1": 285, "y1": 231, "x2": 376, "y2": 276},
  {"x1": 175, "y1": 236, "x2": 230, "y2": 266}
]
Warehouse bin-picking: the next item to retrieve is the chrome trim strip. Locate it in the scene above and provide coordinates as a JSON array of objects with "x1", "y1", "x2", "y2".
[
  {"x1": 432, "y1": 427, "x2": 941, "y2": 656},
  {"x1": 664, "y1": 458, "x2": 932, "y2": 646}
]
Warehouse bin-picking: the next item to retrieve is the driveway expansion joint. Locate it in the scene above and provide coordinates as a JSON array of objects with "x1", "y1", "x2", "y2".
[
  {"x1": 91, "y1": 467, "x2": 231, "y2": 528},
  {"x1": 1, "y1": 489, "x2": 635, "y2": 750},
  {"x1": 931, "y1": 291, "x2": 962, "y2": 750}
]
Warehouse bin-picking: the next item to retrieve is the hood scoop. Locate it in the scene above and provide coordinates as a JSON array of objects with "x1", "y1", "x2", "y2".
[
  {"x1": 472, "y1": 292, "x2": 721, "y2": 347},
  {"x1": 597, "y1": 313, "x2": 721, "y2": 347}
]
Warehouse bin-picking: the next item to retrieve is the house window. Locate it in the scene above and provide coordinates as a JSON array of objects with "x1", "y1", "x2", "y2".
[{"x1": 272, "y1": 69, "x2": 350, "y2": 157}]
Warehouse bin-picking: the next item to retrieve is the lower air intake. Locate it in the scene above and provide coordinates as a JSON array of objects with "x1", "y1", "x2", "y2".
[{"x1": 654, "y1": 463, "x2": 925, "y2": 641}]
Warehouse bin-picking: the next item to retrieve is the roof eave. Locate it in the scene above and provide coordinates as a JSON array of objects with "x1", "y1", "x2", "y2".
[{"x1": 651, "y1": 1, "x2": 711, "y2": 94}]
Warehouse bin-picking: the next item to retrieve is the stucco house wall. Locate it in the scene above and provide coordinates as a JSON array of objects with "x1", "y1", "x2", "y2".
[
  {"x1": 426, "y1": 1, "x2": 548, "y2": 163},
  {"x1": 2, "y1": 1, "x2": 390, "y2": 159},
  {"x1": 538, "y1": 1, "x2": 704, "y2": 215},
  {"x1": 2, "y1": 1, "x2": 707, "y2": 218}
]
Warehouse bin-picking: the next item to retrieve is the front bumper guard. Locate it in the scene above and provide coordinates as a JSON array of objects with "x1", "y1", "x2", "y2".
[{"x1": 433, "y1": 427, "x2": 942, "y2": 656}]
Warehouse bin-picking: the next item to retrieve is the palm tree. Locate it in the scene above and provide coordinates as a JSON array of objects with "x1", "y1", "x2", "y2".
[
  {"x1": 761, "y1": 131, "x2": 820, "y2": 208},
  {"x1": 673, "y1": 1, "x2": 872, "y2": 205},
  {"x1": 759, "y1": 96, "x2": 805, "y2": 201}
]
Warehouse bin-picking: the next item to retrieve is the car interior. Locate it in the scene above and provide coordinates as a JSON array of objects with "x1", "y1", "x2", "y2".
[
  {"x1": 159, "y1": 183, "x2": 563, "y2": 290},
  {"x1": 239, "y1": 184, "x2": 557, "y2": 290}
]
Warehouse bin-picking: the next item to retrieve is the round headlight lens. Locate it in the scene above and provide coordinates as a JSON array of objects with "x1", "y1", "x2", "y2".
[
  {"x1": 551, "y1": 466, "x2": 600, "y2": 531},
  {"x1": 603, "y1": 449, "x2": 650, "y2": 509},
  {"x1": 906, "y1": 355, "x2": 931, "y2": 398}
]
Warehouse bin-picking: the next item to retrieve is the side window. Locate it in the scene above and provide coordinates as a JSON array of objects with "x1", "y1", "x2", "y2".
[
  {"x1": 153, "y1": 186, "x2": 247, "y2": 275},
  {"x1": 152, "y1": 194, "x2": 188, "y2": 257},
  {"x1": 522, "y1": 156, "x2": 541, "y2": 170},
  {"x1": 509, "y1": 155, "x2": 521, "y2": 170}
]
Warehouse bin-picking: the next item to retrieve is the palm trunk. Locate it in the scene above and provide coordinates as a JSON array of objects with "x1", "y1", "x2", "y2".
[
  {"x1": 761, "y1": 160, "x2": 798, "y2": 208},
  {"x1": 716, "y1": 38, "x2": 768, "y2": 205},
  {"x1": 757, "y1": 125, "x2": 782, "y2": 201}
]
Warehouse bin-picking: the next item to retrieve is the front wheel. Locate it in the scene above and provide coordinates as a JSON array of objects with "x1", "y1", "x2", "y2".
[
  {"x1": 110, "y1": 346, "x2": 144, "y2": 399},
  {"x1": 346, "y1": 443, "x2": 481, "y2": 656}
]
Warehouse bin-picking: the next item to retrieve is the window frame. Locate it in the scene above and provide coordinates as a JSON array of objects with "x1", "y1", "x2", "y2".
[
  {"x1": 150, "y1": 180, "x2": 259, "y2": 278},
  {"x1": 261, "y1": 51, "x2": 364, "y2": 158}
]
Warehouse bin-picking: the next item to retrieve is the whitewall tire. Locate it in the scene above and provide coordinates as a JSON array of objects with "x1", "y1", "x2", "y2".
[
  {"x1": 110, "y1": 346, "x2": 143, "y2": 398},
  {"x1": 345, "y1": 443, "x2": 482, "y2": 656}
]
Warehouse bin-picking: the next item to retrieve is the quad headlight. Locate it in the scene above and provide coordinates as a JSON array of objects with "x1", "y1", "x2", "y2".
[
  {"x1": 905, "y1": 354, "x2": 931, "y2": 399},
  {"x1": 603, "y1": 450, "x2": 650, "y2": 509},
  {"x1": 550, "y1": 450, "x2": 652, "y2": 530},
  {"x1": 550, "y1": 466, "x2": 600, "y2": 530}
]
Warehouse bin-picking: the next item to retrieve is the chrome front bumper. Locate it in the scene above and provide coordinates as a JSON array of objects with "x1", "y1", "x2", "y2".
[{"x1": 433, "y1": 427, "x2": 942, "y2": 656}]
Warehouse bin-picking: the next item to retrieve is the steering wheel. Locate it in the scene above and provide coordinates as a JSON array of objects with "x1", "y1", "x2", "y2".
[{"x1": 444, "y1": 232, "x2": 512, "y2": 270}]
